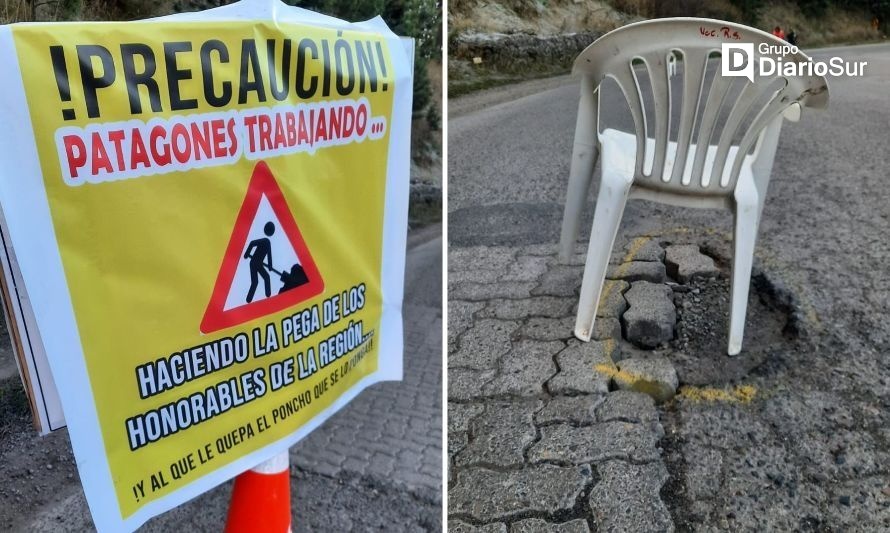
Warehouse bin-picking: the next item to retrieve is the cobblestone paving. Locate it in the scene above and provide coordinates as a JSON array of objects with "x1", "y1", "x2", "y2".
[
  {"x1": 291, "y1": 301, "x2": 442, "y2": 497},
  {"x1": 449, "y1": 232, "x2": 890, "y2": 532},
  {"x1": 448, "y1": 241, "x2": 674, "y2": 532}
]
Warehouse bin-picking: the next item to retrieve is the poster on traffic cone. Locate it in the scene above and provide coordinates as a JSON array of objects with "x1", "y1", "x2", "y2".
[{"x1": 0, "y1": 0, "x2": 412, "y2": 530}]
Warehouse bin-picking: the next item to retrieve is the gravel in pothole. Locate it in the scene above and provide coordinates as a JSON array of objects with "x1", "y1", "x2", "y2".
[{"x1": 667, "y1": 274, "x2": 794, "y2": 386}]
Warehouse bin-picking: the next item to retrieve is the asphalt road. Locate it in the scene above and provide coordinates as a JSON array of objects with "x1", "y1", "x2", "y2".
[
  {"x1": 0, "y1": 224, "x2": 442, "y2": 532},
  {"x1": 450, "y1": 42, "x2": 890, "y2": 345},
  {"x1": 449, "y1": 43, "x2": 890, "y2": 530}
]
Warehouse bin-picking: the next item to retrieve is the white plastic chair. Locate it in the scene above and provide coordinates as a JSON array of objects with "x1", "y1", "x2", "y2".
[{"x1": 558, "y1": 18, "x2": 829, "y2": 355}]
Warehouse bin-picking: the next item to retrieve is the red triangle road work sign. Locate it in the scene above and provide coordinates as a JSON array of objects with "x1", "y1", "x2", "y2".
[{"x1": 200, "y1": 161, "x2": 324, "y2": 334}]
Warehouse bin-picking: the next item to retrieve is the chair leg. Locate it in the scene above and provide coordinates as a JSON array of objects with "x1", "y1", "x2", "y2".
[
  {"x1": 558, "y1": 144, "x2": 599, "y2": 262},
  {"x1": 559, "y1": 77, "x2": 599, "y2": 263},
  {"x1": 574, "y1": 170, "x2": 632, "y2": 342},
  {"x1": 751, "y1": 116, "x2": 782, "y2": 223},
  {"x1": 728, "y1": 174, "x2": 760, "y2": 356}
]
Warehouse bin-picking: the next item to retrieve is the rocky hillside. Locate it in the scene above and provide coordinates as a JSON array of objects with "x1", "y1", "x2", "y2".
[{"x1": 449, "y1": 0, "x2": 886, "y2": 95}]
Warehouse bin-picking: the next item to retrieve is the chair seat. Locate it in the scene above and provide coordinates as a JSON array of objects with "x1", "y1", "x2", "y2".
[{"x1": 599, "y1": 128, "x2": 754, "y2": 193}]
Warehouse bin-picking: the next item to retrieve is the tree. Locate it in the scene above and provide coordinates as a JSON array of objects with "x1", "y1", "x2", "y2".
[{"x1": 292, "y1": 0, "x2": 440, "y2": 115}]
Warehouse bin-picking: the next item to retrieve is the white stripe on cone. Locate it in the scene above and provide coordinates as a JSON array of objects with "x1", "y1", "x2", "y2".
[{"x1": 251, "y1": 450, "x2": 290, "y2": 475}]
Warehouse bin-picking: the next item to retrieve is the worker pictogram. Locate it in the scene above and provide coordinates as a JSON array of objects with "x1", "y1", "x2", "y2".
[{"x1": 201, "y1": 161, "x2": 324, "y2": 334}]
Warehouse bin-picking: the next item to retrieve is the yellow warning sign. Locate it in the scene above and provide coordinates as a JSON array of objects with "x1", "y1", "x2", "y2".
[{"x1": 0, "y1": 3, "x2": 412, "y2": 530}]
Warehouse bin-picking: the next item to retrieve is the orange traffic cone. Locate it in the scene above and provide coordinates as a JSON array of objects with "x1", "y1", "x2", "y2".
[{"x1": 225, "y1": 450, "x2": 292, "y2": 533}]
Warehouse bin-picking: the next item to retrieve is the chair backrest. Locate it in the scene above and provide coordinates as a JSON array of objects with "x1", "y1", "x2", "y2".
[{"x1": 573, "y1": 18, "x2": 828, "y2": 195}]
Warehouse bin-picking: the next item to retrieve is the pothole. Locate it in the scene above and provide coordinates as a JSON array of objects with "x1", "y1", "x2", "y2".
[
  {"x1": 667, "y1": 266, "x2": 799, "y2": 386},
  {"x1": 602, "y1": 239, "x2": 807, "y2": 530},
  {"x1": 606, "y1": 238, "x2": 802, "y2": 392}
]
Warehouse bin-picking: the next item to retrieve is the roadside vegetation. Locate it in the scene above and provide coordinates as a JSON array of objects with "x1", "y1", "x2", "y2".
[{"x1": 1, "y1": 0, "x2": 443, "y2": 224}]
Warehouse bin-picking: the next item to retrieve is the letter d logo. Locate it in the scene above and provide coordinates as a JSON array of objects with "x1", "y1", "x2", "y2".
[{"x1": 721, "y1": 43, "x2": 754, "y2": 83}]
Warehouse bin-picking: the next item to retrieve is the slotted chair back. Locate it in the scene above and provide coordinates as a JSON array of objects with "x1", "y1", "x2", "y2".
[
  {"x1": 575, "y1": 18, "x2": 828, "y2": 194},
  {"x1": 560, "y1": 18, "x2": 829, "y2": 355}
]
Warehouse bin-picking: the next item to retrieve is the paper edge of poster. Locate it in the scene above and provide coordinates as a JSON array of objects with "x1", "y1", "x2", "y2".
[
  {"x1": 0, "y1": 217, "x2": 51, "y2": 433},
  {"x1": 0, "y1": 217, "x2": 66, "y2": 433},
  {"x1": 376, "y1": 35, "x2": 414, "y2": 382},
  {"x1": 0, "y1": 23, "x2": 121, "y2": 530}
]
